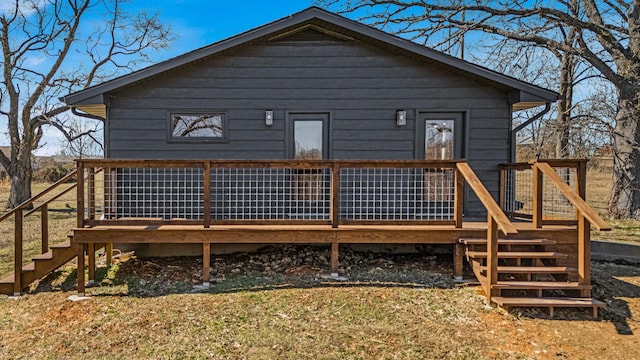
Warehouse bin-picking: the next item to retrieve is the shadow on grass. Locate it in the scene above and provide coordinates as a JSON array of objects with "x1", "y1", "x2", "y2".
[
  {"x1": 31, "y1": 251, "x2": 456, "y2": 301},
  {"x1": 27, "y1": 254, "x2": 640, "y2": 330},
  {"x1": 591, "y1": 260, "x2": 640, "y2": 335}
]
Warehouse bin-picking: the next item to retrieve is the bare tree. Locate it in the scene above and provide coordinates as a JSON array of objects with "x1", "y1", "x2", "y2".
[
  {"x1": 0, "y1": 0, "x2": 170, "y2": 208},
  {"x1": 58, "y1": 115, "x2": 103, "y2": 159},
  {"x1": 320, "y1": 0, "x2": 638, "y2": 218}
]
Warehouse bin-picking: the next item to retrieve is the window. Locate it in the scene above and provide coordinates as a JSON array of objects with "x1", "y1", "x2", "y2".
[
  {"x1": 294, "y1": 120, "x2": 324, "y2": 160},
  {"x1": 169, "y1": 113, "x2": 225, "y2": 140},
  {"x1": 425, "y1": 119, "x2": 455, "y2": 160}
]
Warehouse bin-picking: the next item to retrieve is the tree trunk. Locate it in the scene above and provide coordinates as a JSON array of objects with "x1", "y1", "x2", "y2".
[
  {"x1": 609, "y1": 86, "x2": 640, "y2": 218},
  {"x1": 555, "y1": 51, "x2": 574, "y2": 159},
  {"x1": 6, "y1": 155, "x2": 32, "y2": 209}
]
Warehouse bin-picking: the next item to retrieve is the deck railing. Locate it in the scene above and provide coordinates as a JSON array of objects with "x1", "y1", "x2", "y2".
[
  {"x1": 500, "y1": 160, "x2": 587, "y2": 225},
  {"x1": 500, "y1": 159, "x2": 610, "y2": 294},
  {"x1": 76, "y1": 159, "x2": 522, "y2": 300},
  {"x1": 76, "y1": 159, "x2": 465, "y2": 227}
]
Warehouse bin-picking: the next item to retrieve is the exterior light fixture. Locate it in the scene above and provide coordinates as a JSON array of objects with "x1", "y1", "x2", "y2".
[
  {"x1": 265, "y1": 110, "x2": 274, "y2": 126},
  {"x1": 396, "y1": 110, "x2": 407, "y2": 126}
]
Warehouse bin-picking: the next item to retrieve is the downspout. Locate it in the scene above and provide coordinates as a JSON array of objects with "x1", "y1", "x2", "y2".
[{"x1": 510, "y1": 102, "x2": 551, "y2": 162}]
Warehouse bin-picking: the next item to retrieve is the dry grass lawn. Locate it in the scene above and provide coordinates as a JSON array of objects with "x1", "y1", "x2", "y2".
[{"x1": 0, "y1": 258, "x2": 638, "y2": 359}]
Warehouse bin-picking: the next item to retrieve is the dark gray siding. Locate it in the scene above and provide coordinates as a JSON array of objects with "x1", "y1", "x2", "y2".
[{"x1": 107, "y1": 39, "x2": 511, "y2": 216}]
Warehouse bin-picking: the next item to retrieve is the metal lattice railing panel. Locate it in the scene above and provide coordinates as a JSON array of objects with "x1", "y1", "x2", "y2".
[
  {"x1": 209, "y1": 168, "x2": 331, "y2": 220},
  {"x1": 102, "y1": 168, "x2": 204, "y2": 220},
  {"x1": 339, "y1": 167, "x2": 455, "y2": 221},
  {"x1": 501, "y1": 165, "x2": 578, "y2": 221},
  {"x1": 543, "y1": 167, "x2": 577, "y2": 220}
]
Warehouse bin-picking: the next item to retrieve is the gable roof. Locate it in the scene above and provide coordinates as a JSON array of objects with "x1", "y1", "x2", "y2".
[{"x1": 62, "y1": 7, "x2": 557, "y2": 116}]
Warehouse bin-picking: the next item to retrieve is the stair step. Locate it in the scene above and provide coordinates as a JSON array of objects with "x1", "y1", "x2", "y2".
[
  {"x1": 32, "y1": 252, "x2": 54, "y2": 261},
  {"x1": 492, "y1": 296, "x2": 606, "y2": 317},
  {"x1": 460, "y1": 238, "x2": 555, "y2": 245},
  {"x1": 480, "y1": 266, "x2": 576, "y2": 274},
  {"x1": 492, "y1": 296, "x2": 605, "y2": 308},
  {"x1": 466, "y1": 251, "x2": 568, "y2": 259},
  {"x1": 492, "y1": 281, "x2": 590, "y2": 290},
  {"x1": 21, "y1": 263, "x2": 35, "y2": 272},
  {"x1": 0, "y1": 274, "x2": 13, "y2": 284},
  {"x1": 50, "y1": 240, "x2": 72, "y2": 249}
]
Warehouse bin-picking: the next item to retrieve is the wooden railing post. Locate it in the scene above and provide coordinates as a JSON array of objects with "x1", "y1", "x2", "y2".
[
  {"x1": 331, "y1": 162, "x2": 340, "y2": 228},
  {"x1": 576, "y1": 160, "x2": 587, "y2": 221},
  {"x1": 532, "y1": 163, "x2": 543, "y2": 228},
  {"x1": 486, "y1": 214, "x2": 498, "y2": 303},
  {"x1": 77, "y1": 162, "x2": 85, "y2": 228},
  {"x1": 577, "y1": 160, "x2": 587, "y2": 199},
  {"x1": 41, "y1": 204, "x2": 49, "y2": 254},
  {"x1": 13, "y1": 209, "x2": 23, "y2": 296},
  {"x1": 578, "y1": 212, "x2": 591, "y2": 295},
  {"x1": 203, "y1": 161, "x2": 211, "y2": 228},
  {"x1": 454, "y1": 167, "x2": 464, "y2": 228}
]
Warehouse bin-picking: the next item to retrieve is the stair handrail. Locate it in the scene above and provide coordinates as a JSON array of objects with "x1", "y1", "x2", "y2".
[
  {"x1": 0, "y1": 169, "x2": 77, "y2": 222},
  {"x1": 535, "y1": 161, "x2": 610, "y2": 293},
  {"x1": 23, "y1": 168, "x2": 103, "y2": 218},
  {"x1": 456, "y1": 163, "x2": 517, "y2": 235},
  {"x1": 457, "y1": 162, "x2": 517, "y2": 302}
]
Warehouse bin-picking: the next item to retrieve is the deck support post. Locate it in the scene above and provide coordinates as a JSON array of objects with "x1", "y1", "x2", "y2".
[
  {"x1": 330, "y1": 240, "x2": 339, "y2": 275},
  {"x1": 87, "y1": 243, "x2": 95, "y2": 286},
  {"x1": 578, "y1": 213, "x2": 591, "y2": 297},
  {"x1": 105, "y1": 243, "x2": 113, "y2": 266},
  {"x1": 453, "y1": 243, "x2": 464, "y2": 280},
  {"x1": 203, "y1": 242, "x2": 211, "y2": 287},
  {"x1": 486, "y1": 215, "x2": 499, "y2": 303},
  {"x1": 77, "y1": 243, "x2": 85, "y2": 296}
]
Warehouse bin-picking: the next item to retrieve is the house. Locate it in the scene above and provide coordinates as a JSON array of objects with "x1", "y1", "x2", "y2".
[{"x1": 1, "y1": 7, "x2": 609, "y2": 315}]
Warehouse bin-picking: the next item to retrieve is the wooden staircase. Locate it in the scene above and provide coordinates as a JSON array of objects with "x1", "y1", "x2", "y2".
[
  {"x1": 461, "y1": 237, "x2": 605, "y2": 317},
  {"x1": 0, "y1": 239, "x2": 77, "y2": 295}
]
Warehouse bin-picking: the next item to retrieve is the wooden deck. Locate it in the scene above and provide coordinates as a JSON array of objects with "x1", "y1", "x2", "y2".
[{"x1": 0, "y1": 159, "x2": 611, "y2": 315}]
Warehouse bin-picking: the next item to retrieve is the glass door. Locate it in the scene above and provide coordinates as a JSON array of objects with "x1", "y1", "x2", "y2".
[
  {"x1": 289, "y1": 113, "x2": 329, "y2": 203},
  {"x1": 417, "y1": 113, "x2": 464, "y2": 205}
]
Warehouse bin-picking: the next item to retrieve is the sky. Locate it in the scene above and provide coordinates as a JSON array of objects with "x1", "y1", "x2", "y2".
[
  {"x1": 0, "y1": 0, "x2": 315, "y2": 155},
  {"x1": 134, "y1": 1, "x2": 314, "y2": 60}
]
